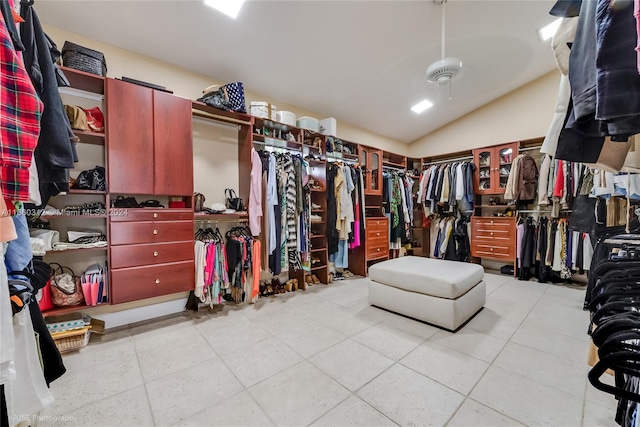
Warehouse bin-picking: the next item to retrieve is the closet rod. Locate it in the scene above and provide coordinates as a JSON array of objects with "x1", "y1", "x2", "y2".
[
  {"x1": 58, "y1": 87, "x2": 104, "y2": 101},
  {"x1": 383, "y1": 165, "x2": 405, "y2": 172},
  {"x1": 327, "y1": 156, "x2": 358, "y2": 164},
  {"x1": 519, "y1": 145, "x2": 542, "y2": 152},
  {"x1": 195, "y1": 219, "x2": 248, "y2": 223},
  {"x1": 192, "y1": 116, "x2": 239, "y2": 130},
  {"x1": 192, "y1": 110, "x2": 251, "y2": 126},
  {"x1": 423, "y1": 155, "x2": 473, "y2": 166}
]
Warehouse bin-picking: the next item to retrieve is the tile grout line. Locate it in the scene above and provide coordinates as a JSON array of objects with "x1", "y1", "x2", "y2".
[
  {"x1": 131, "y1": 331, "x2": 159, "y2": 427},
  {"x1": 192, "y1": 312, "x2": 282, "y2": 427}
]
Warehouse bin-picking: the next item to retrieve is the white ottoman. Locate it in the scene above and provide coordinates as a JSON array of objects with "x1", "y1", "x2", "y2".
[{"x1": 368, "y1": 256, "x2": 486, "y2": 331}]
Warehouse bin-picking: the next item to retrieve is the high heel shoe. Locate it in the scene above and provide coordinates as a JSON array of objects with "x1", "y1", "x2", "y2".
[
  {"x1": 311, "y1": 274, "x2": 321, "y2": 284},
  {"x1": 292, "y1": 278, "x2": 299, "y2": 291}
]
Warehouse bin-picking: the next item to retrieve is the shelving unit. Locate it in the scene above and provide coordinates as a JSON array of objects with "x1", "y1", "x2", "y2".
[{"x1": 73, "y1": 130, "x2": 106, "y2": 145}]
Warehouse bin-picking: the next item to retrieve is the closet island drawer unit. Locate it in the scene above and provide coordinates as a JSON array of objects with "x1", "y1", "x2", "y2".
[
  {"x1": 471, "y1": 216, "x2": 516, "y2": 261},
  {"x1": 366, "y1": 217, "x2": 389, "y2": 260},
  {"x1": 108, "y1": 209, "x2": 195, "y2": 304}
]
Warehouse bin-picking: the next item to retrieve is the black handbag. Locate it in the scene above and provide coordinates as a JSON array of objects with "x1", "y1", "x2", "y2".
[
  {"x1": 62, "y1": 41, "x2": 107, "y2": 77},
  {"x1": 139, "y1": 200, "x2": 164, "y2": 208},
  {"x1": 197, "y1": 89, "x2": 233, "y2": 112},
  {"x1": 112, "y1": 196, "x2": 139, "y2": 208},
  {"x1": 73, "y1": 166, "x2": 106, "y2": 191},
  {"x1": 225, "y1": 189, "x2": 244, "y2": 211},
  {"x1": 568, "y1": 195, "x2": 597, "y2": 234}
]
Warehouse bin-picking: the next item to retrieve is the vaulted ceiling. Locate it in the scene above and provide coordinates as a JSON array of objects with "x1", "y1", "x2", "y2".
[{"x1": 36, "y1": 0, "x2": 558, "y2": 143}]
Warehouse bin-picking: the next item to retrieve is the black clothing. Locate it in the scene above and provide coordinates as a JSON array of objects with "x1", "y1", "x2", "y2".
[
  {"x1": 20, "y1": 1, "x2": 77, "y2": 205},
  {"x1": 326, "y1": 165, "x2": 339, "y2": 255}
]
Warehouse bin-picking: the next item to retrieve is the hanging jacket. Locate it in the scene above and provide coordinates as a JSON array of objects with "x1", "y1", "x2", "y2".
[
  {"x1": 518, "y1": 154, "x2": 539, "y2": 202},
  {"x1": 20, "y1": 1, "x2": 77, "y2": 205}
]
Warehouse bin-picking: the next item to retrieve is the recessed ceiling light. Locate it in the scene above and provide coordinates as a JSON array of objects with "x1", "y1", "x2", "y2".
[
  {"x1": 204, "y1": 0, "x2": 246, "y2": 19},
  {"x1": 538, "y1": 18, "x2": 562, "y2": 41},
  {"x1": 411, "y1": 99, "x2": 434, "y2": 114}
]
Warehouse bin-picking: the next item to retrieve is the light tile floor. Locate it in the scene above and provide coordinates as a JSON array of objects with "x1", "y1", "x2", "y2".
[{"x1": 38, "y1": 274, "x2": 619, "y2": 427}]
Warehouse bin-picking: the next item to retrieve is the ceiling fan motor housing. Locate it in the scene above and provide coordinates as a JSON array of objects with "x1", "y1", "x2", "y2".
[{"x1": 427, "y1": 57, "x2": 463, "y2": 85}]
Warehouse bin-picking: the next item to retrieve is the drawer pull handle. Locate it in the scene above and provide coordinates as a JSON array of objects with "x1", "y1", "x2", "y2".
[
  {"x1": 376, "y1": 232, "x2": 380, "y2": 236},
  {"x1": 490, "y1": 221, "x2": 494, "y2": 224},
  {"x1": 491, "y1": 232, "x2": 494, "y2": 236},
  {"x1": 377, "y1": 248, "x2": 381, "y2": 252},
  {"x1": 153, "y1": 229, "x2": 158, "y2": 235},
  {"x1": 153, "y1": 213, "x2": 158, "y2": 218},
  {"x1": 155, "y1": 279, "x2": 160, "y2": 284},
  {"x1": 153, "y1": 251, "x2": 158, "y2": 257}
]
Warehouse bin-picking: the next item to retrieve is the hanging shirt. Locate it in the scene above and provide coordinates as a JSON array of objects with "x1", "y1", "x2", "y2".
[
  {"x1": 0, "y1": 14, "x2": 43, "y2": 201},
  {"x1": 455, "y1": 163, "x2": 465, "y2": 201},
  {"x1": 267, "y1": 153, "x2": 278, "y2": 252},
  {"x1": 249, "y1": 148, "x2": 263, "y2": 236}
]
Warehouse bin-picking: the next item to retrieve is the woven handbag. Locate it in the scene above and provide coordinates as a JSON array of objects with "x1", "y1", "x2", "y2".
[
  {"x1": 62, "y1": 41, "x2": 107, "y2": 77},
  {"x1": 49, "y1": 263, "x2": 84, "y2": 307}
]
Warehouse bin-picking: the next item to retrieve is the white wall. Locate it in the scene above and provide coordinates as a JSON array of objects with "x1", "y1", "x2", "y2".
[
  {"x1": 44, "y1": 24, "x2": 409, "y2": 156},
  {"x1": 409, "y1": 71, "x2": 561, "y2": 158}
]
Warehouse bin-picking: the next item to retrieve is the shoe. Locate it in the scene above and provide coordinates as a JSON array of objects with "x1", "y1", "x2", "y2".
[
  {"x1": 343, "y1": 270, "x2": 355, "y2": 278},
  {"x1": 284, "y1": 280, "x2": 293, "y2": 292},
  {"x1": 310, "y1": 214, "x2": 322, "y2": 222},
  {"x1": 311, "y1": 255, "x2": 321, "y2": 265},
  {"x1": 500, "y1": 167, "x2": 509, "y2": 176},
  {"x1": 311, "y1": 274, "x2": 321, "y2": 284},
  {"x1": 311, "y1": 202, "x2": 322, "y2": 210},
  {"x1": 292, "y1": 279, "x2": 299, "y2": 291},
  {"x1": 305, "y1": 275, "x2": 313, "y2": 286}
]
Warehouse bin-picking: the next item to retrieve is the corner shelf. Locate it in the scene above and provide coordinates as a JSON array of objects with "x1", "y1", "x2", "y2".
[
  {"x1": 73, "y1": 130, "x2": 105, "y2": 145},
  {"x1": 60, "y1": 66, "x2": 105, "y2": 94}
]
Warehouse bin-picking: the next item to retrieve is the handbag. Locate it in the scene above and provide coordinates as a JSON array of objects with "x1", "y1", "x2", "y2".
[
  {"x1": 221, "y1": 82, "x2": 247, "y2": 113},
  {"x1": 62, "y1": 41, "x2": 107, "y2": 77},
  {"x1": 82, "y1": 107, "x2": 104, "y2": 132},
  {"x1": 112, "y1": 196, "x2": 139, "y2": 208},
  {"x1": 73, "y1": 166, "x2": 106, "y2": 191},
  {"x1": 194, "y1": 193, "x2": 205, "y2": 212},
  {"x1": 139, "y1": 200, "x2": 164, "y2": 208},
  {"x1": 225, "y1": 189, "x2": 244, "y2": 211},
  {"x1": 64, "y1": 105, "x2": 89, "y2": 131},
  {"x1": 197, "y1": 89, "x2": 233, "y2": 112},
  {"x1": 49, "y1": 263, "x2": 84, "y2": 307}
]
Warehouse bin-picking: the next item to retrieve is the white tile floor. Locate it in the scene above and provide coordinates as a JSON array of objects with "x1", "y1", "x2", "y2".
[{"x1": 38, "y1": 274, "x2": 620, "y2": 427}]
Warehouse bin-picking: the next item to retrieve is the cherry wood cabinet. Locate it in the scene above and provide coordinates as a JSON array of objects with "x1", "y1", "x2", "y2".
[
  {"x1": 105, "y1": 78, "x2": 193, "y2": 196},
  {"x1": 153, "y1": 91, "x2": 193, "y2": 195},
  {"x1": 473, "y1": 142, "x2": 519, "y2": 195},
  {"x1": 106, "y1": 79, "x2": 154, "y2": 194},
  {"x1": 359, "y1": 145, "x2": 383, "y2": 196},
  {"x1": 471, "y1": 216, "x2": 516, "y2": 262}
]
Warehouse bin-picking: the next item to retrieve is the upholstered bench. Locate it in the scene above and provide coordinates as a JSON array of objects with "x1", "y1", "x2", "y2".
[{"x1": 368, "y1": 256, "x2": 486, "y2": 331}]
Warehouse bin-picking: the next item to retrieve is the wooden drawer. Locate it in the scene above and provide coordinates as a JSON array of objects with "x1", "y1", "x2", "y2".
[
  {"x1": 110, "y1": 261, "x2": 195, "y2": 304},
  {"x1": 110, "y1": 221, "x2": 193, "y2": 245},
  {"x1": 366, "y1": 227, "x2": 387, "y2": 241},
  {"x1": 110, "y1": 241, "x2": 194, "y2": 269},
  {"x1": 109, "y1": 209, "x2": 193, "y2": 222},
  {"x1": 471, "y1": 242, "x2": 513, "y2": 260},
  {"x1": 367, "y1": 241, "x2": 388, "y2": 259},
  {"x1": 472, "y1": 217, "x2": 514, "y2": 228},
  {"x1": 366, "y1": 218, "x2": 388, "y2": 229}
]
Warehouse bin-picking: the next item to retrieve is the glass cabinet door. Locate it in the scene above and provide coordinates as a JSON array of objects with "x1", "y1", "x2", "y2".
[
  {"x1": 371, "y1": 152, "x2": 380, "y2": 192},
  {"x1": 478, "y1": 150, "x2": 492, "y2": 192},
  {"x1": 498, "y1": 147, "x2": 514, "y2": 190}
]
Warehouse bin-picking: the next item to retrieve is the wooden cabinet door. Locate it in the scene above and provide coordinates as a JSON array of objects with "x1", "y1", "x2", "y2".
[
  {"x1": 368, "y1": 149, "x2": 383, "y2": 196},
  {"x1": 474, "y1": 147, "x2": 494, "y2": 195},
  {"x1": 495, "y1": 142, "x2": 519, "y2": 194},
  {"x1": 153, "y1": 91, "x2": 193, "y2": 196},
  {"x1": 106, "y1": 79, "x2": 154, "y2": 194},
  {"x1": 359, "y1": 146, "x2": 370, "y2": 193}
]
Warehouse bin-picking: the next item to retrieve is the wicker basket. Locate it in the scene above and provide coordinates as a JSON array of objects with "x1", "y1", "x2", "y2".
[
  {"x1": 62, "y1": 41, "x2": 107, "y2": 77},
  {"x1": 51, "y1": 326, "x2": 91, "y2": 353}
]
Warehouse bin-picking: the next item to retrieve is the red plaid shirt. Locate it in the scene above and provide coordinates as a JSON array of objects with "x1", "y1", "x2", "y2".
[{"x1": 0, "y1": 13, "x2": 42, "y2": 201}]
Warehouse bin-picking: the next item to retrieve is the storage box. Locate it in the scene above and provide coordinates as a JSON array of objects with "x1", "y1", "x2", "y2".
[
  {"x1": 320, "y1": 117, "x2": 337, "y2": 136},
  {"x1": 250, "y1": 101, "x2": 277, "y2": 121}
]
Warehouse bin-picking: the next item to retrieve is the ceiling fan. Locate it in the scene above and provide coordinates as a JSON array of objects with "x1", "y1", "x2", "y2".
[{"x1": 426, "y1": 0, "x2": 462, "y2": 99}]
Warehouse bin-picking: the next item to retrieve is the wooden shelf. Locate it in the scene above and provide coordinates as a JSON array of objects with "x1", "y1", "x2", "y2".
[
  {"x1": 310, "y1": 188, "x2": 325, "y2": 192},
  {"x1": 64, "y1": 189, "x2": 107, "y2": 195},
  {"x1": 311, "y1": 220, "x2": 326, "y2": 224},
  {"x1": 41, "y1": 214, "x2": 107, "y2": 219},
  {"x1": 310, "y1": 248, "x2": 326, "y2": 253},
  {"x1": 310, "y1": 234, "x2": 326, "y2": 238},
  {"x1": 60, "y1": 66, "x2": 105, "y2": 94},
  {"x1": 73, "y1": 130, "x2": 105, "y2": 145},
  {"x1": 48, "y1": 246, "x2": 108, "y2": 253},
  {"x1": 253, "y1": 133, "x2": 303, "y2": 150},
  {"x1": 307, "y1": 158, "x2": 326, "y2": 165},
  {"x1": 312, "y1": 209, "x2": 326, "y2": 213},
  {"x1": 311, "y1": 265, "x2": 327, "y2": 271},
  {"x1": 253, "y1": 116, "x2": 301, "y2": 133},
  {"x1": 195, "y1": 213, "x2": 248, "y2": 220},
  {"x1": 383, "y1": 161, "x2": 406, "y2": 169},
  {"x1": 192, "y1": 101, "x2": 252, "y2": 125},
  {"x1": 42, "y1": 303, "x2": 105, "y2": 318}
]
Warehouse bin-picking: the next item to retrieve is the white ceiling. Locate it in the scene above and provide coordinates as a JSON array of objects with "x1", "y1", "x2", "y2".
[{"x1": 36, "y1": 0, "x2": 558, "y2": 143}]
